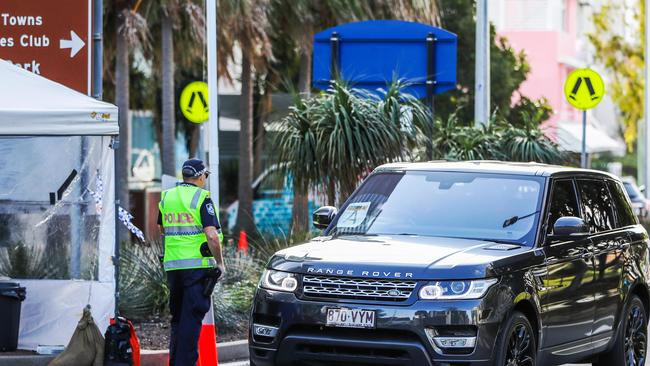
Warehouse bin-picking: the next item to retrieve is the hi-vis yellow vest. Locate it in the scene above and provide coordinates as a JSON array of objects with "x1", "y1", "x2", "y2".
[{"x1": 159, "y1": 185, "x2": 215, "y2": 271}]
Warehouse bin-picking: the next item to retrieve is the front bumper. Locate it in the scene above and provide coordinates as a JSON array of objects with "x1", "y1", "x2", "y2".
[{"x1": 248, "y1": 287, "x2": 509, "y2": 366}]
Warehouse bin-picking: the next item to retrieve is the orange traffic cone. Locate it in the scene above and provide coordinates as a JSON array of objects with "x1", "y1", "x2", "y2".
[
  {"x1": 238, "y1": 230, "x2": 248, "y2": 255},
  {"x1": 197, "y1": 303, "x2": 218, "y2": 366}
]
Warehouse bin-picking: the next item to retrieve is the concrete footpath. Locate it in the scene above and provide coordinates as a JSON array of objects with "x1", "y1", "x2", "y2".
[{"x1": 0, "y1": 340, "x2": 249, "y2": 366}]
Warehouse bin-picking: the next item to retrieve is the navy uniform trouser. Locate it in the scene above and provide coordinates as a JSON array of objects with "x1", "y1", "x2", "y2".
[{"x1": 167, "y1": 268, "x2": 211, "y2": 366}]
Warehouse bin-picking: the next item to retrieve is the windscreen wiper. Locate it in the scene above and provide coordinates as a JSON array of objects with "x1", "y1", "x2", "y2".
[{"x1": 502, "y1": 211, "x2": 540, "y2": 228}]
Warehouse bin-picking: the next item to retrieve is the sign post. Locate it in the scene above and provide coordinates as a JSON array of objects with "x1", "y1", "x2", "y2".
[
  {"x1": 0, "y1": 0, "x2": 92, "y2": 94},
  {"x1": 563, "y1": 68, "x2": 605, "y2": 169}
]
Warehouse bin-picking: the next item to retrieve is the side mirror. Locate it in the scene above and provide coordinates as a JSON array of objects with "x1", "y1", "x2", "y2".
[
  {"x1": 550, "y1": 216, "x2": 589, "y2": 240},
  {"x1": 313, "y1": 206, "x2": 338, "y2": 230}
]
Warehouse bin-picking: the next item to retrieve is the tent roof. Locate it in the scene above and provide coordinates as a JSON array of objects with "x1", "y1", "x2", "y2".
[
  {"x1": 554, "y1": 120, "x2": 626, "y2": 156},
  {"x1": 0, "y1": 60, "x2": 118, "y2": 136}
]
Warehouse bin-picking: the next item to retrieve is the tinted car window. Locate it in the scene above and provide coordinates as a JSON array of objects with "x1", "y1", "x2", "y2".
[
  {"x1": 547, "y1": 179, "x2": 580, "y2": 235},
  {"x1": 577, "y1": 179, "x2": 615, "y2": 233},
  {"x1": 608, "y1": 180, "x2": 637, "y2": 227}
]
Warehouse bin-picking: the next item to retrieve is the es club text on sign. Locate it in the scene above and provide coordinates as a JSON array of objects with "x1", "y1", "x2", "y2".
[{"x1": 0, "y1": 0, "x2": 91, "y2": 94}]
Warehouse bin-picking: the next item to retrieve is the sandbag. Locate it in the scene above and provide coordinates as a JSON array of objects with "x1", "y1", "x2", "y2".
[{"x1": 48, "y1": 307, "x2": 104, "y2": 366}]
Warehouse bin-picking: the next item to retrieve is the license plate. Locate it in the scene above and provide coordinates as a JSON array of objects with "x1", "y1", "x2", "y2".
[{"x1": 326, "y1": 308, "x2": 376, "y2": 329}]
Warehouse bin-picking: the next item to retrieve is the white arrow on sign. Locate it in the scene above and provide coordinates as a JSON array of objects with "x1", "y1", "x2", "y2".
[{"x1": 59, "y1": 31, "x2": 85, "y2": 58}]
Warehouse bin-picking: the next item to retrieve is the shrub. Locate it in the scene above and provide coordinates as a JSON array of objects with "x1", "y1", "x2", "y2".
[
  {"x1": 0, "y1": 241, "x2": 69, "y2": 279},
  {"x1": 118, "y1": 234, "x2": 310, "y2": 332},
  {"x1": 119, "y1": 241, "x2": 169, "y2": 320}
]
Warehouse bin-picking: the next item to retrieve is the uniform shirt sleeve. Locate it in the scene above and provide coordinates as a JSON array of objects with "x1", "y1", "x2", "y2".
[{"x1": 200, "y1": 197, "x2": 221, "y2": 229}]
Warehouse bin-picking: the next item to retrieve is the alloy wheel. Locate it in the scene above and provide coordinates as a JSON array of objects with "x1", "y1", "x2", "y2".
[
  {"x1": 624, "y1": 304, "x2": 647, "y2": 366},
  {"x1": 505, "y1": 324, "x2": 534, "y2": 366}
]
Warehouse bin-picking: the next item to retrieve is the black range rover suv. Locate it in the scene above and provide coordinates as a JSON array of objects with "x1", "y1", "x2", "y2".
[{"x1": 248, "y1": 161, "x2": 650, "y2": 366}]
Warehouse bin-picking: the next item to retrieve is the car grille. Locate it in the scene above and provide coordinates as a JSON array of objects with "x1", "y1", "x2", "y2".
[{"x1": 302, "y1": 275, "x2": 417, "y2": 302}]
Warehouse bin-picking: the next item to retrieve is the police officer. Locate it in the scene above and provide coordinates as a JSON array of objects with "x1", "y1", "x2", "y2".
[{"x1": 158, "y1": 158, "x2": 225, "y2": 366}]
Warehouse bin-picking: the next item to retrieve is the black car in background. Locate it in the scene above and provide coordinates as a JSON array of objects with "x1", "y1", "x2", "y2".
[{"x1": 249, "y1": 161, "x2": 650, "y2": 366}]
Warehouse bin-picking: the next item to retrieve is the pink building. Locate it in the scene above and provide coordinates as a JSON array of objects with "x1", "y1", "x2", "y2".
[{"x1": 489, "y1": 0, "x2": 624, "y2": 155}]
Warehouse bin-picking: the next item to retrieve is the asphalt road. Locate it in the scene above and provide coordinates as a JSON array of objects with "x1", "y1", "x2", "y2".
[
  {"x1": 221, "y1": 362, "x2": 610, "y2": 366},
  {"x1": 222, "y1": 327, "x2": 650, "y2": 366},
  {"x1": 223, "y1": 361, "x2": 646, "y2": 366},
  {"x1": 222, "y1": 357, "x2": 649, "y2": 365}
]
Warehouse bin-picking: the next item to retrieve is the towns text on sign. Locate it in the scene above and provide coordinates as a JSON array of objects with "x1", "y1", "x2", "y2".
[{"x1": 0, "y1": 0, "x2": 91, "y2": 94}]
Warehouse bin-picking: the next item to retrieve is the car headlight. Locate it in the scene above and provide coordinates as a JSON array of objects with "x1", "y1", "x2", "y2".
[
  {"x1": 419, "y1": 279, "x2": 498, "y2": 300},
  {"x1": 260, "y1": 269, "x2": 298, "y2": 292}
]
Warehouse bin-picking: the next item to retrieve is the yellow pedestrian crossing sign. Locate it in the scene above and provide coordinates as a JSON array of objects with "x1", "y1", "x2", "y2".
[
  {"x1": 564, "y1": 69, "x2": 605, "y2": 110},
  {"x1": 180, "y1": 81, "x2": 209, "y2": 123}
]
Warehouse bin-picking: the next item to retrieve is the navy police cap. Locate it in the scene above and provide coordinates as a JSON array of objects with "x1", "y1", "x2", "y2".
[{"x1": 182, "y1": 158, "x2": 208, "y2": 178}]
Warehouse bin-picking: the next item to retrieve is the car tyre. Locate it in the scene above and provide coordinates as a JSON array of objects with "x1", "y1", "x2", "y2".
[
  {"x1": 593, "y1": 295, "x2": 647, "y2": 366},
  {"x1": 494, "y1": 311, "x2": 537, "y2": 366}
]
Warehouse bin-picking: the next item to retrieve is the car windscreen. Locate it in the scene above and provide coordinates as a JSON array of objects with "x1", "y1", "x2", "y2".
[{"x1": 328, "y1": 171, "x2": 545, "y2": 245}]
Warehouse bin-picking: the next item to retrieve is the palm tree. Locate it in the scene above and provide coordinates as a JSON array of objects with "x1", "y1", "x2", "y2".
[
  {"x1": 273, "y1": 97, "x2": 321, "y2": 225},
  {"x1": 274, "y1": 82, "x2": 567, "y2": 219},
  {"x1": 273, "y1": 81, "x2": 422, "y2": 208},
  {"x1": 368, "y1": 0, "x2": 440, "y2": 25},
  {"x1": 145, "y1": 0, "x2": 205, "y2": 176},
  {"x1": 269, "y1": 0, "x2": 365, "y2": 233},
  {"x1": 500, "y1": 113, "x2": 569, "y2": 163},
  {"x1": 160, "y1": 9, "x2": 175, "y2": 176},
  {"x1": 428, "y1": 112, "x2": 568, "y2": 164},
  {"x1": 270, "y1": 0, "x2": 440, "y2": 232},
  {"x1": 104, "y1": 0, "x2": 149, "y2": 243},
  {"x1": 218, "y1": 0, "x2": 273, "y2": 236}
]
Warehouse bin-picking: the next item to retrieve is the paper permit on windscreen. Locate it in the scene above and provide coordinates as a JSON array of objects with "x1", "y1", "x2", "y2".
[{"x1": 337, "y1": 202, "x2": 371, "y2": 228}]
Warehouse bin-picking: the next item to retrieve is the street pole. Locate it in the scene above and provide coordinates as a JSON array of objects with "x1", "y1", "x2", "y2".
[
  {"x1": 474, "y1": 0, "x2": 490, "y2": 127},
  {"x1": 637, "y1": 0, "x2": 650, "y2": 189},
  {"x1": 92, "y1": 0, "x2": 102, "y2": 100},
  {"x1": 204, "y1": 1, "x2": 220, "y2": 353},
  {"x1": 581, "y1": 110, "x2": 587, "y2": 169},
  {"x1": 207, "y1": 0, "x2": 220, "y2": 203}
]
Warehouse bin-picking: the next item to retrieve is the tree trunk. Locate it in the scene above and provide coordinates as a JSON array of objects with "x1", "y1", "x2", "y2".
[
  {"x1": 161, "y1": 13, "x2": 176, "y2": 176},
  {"x1": 254, "y1": 72, "x2": 276, "y2": 177},
  {"x1": 292, "y1": 184, "x2": 310, "y2": 235},
  {"x1": 327, "y1": 180, "x2": 337, "y2": 207},
  {"x1": 297, "y1": 49, "x2": 312, "y2": 96},
  {"x1": 115, "y1": 21, "x2": 130, "y2": 244},
  {"x1": 290, "y1": 49, "x2": 313, "y2": 234},
  {"x1": 253, "y1": 110, "x2": 266, "y2": 177},
  {"x1": 235, "y1": 53, "x2": 256, "y2": 235},
  {"x1": 253, "y1": 90, "x2": 264, "y2": 177}
]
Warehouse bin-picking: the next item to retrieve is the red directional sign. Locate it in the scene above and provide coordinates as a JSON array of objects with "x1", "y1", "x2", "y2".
[{"x1": 0, "y1": 0, "x2": 92, "y2": 94}]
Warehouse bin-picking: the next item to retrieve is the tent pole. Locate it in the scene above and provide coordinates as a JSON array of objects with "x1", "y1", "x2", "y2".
[
  {"x1": 90, "y1": 0, "x2": 118, "y2": 317},
  {"x1": 92, "y1": 0, "x2": 103, "y2": 100}
]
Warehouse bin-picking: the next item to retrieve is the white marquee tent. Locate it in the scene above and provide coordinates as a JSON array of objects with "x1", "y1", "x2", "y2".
[{"x1": 0, "y1": 60, "x2": 118, "y2": 350}]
